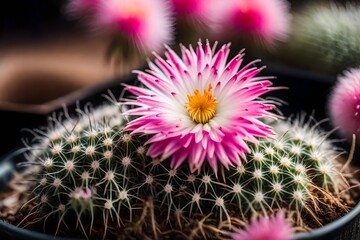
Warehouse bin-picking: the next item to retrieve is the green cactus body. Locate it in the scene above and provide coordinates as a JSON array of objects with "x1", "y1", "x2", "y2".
[
  {"x1": 24, "y1": 104, "x2": 148, "y2": 239},
  {"x1": 149, "y1": 117, "x2": 343, "y2": 229},
  {"x1": 272, "y1": 117, "x2": 340, "y2": 192},
  {"x1": 23, "y1": 107, "x2": 347, "y2": 239}
]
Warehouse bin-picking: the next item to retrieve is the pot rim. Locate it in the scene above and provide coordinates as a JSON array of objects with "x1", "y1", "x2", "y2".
[{"x1": 0, "y1": 220, "x2": 80, "y2": 240}]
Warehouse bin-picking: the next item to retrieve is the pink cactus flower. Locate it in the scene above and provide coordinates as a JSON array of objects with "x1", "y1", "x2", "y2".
[
  {"x1": 232, "y1": 210, "x2": 293, "y2": 240},
  {"x1": 123, "y1": 40, "x2": 278, "y2": 174},
  {"x1": 210, "y1": 0, "x2": 291, "y2": 45},
  {"x1": 329, "y1": 68, "x2": 360, "y2": 142},
  {"x1": 92, "y1": 0, "x2": 173, "y2": 53},
  {"x1": 66, "y1": 0, "x2": 99, "y2": 18}
]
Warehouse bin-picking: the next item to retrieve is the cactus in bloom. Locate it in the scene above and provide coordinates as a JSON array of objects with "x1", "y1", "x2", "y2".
[
  {"x1": 15, "y1": 40, "x2": 353, "y2": 239},
  {"x1": 21, "y1": 104, "x2": 149, "y2": 239},
  {"x1": 17, "y1": 109, "x2": 351, "y2": 239},
  {"x1": 283, "y1": 2, "x2": 360, "y2": 74}
]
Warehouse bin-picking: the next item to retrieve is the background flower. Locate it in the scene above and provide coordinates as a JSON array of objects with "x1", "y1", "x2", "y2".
[
  {"x1": 209, "y1": 0, "x2": 291, "y2": 46},
  {"x1": 232, "y1": 210, "x2": 293, "y2": 240},
  {"x1": 328, "y1": 68, "x2": 360, "y2": 142},
  {"x1": 123, "y1": 40, "x2": 278, "y2": 174},
  {"x1": 92, "y1": 0, "x2": 173, "y2": 54}
]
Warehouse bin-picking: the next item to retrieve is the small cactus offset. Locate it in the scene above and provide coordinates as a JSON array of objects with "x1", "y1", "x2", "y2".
[
  {"x1": 271, "y1": 115, "x2": 344, "y2": 193},
  {"x1": 21, "y1": 104, "x2": 149, "y2": 239},
  {"x1": 282, "y1": 2, "x2": 360, "y2": 74}
]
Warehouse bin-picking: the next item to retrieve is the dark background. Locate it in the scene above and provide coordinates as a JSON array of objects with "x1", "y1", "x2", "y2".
[
  {"x1": 0, "y1": 0, "x2": 352, "y2": 42},
  {"x1": 0, "y1": 0, "x2": 73, "y2": 43}
]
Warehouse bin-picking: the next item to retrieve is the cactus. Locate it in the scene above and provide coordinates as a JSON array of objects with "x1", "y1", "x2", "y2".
[
  {"x1": 20, "y1": 104, "x2": 150, "y2": 239},
  {"x1": 282, "y1": 2, "x2": 360, "y2": 74},
  {"x1": 19, "y1": 104, "x2": 350, "y2": 239}
]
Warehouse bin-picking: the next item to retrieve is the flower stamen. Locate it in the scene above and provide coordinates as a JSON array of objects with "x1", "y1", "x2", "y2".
[{"x1": 185, "y1": 84, "x2": 218, "y2": 124}]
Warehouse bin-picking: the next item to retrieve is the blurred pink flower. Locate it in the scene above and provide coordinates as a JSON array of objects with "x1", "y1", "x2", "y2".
[
  {"x1": 92, "y1": 0, "x2": 173, "y2": 53},
  {"x1": 66, "y1": 0, "x2": 99, "y2": 18},
  {"x1": 210, "y1": 0, "x2": 291, "y2": 45},
  {"x1": 123, "y1": 40, "x2": 278, "y2": 174},
  {"x1": 170, "y1": 0, "x2": 209, "y2": 23},
  {"x1": 232, "y1": 210, "x2": 293, "y2": 240},
  {"x1": 329, "y1": 68, "x2": 360, "y2": 142}
]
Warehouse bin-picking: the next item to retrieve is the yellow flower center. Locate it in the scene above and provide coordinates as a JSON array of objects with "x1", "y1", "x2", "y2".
[{"x1": 185, "y1": 84, "x2": 218, "y2": 124}]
